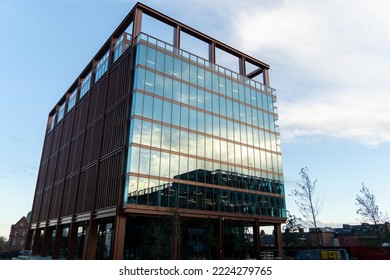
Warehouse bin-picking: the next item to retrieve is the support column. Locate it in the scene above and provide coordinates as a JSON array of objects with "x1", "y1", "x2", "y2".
[
  {"x1": 253, "y1": 220, "x2": 260, "y2": 259},
  {"x1": 216, "y1": 217, "x2": 224, "y2": 260},
  {"x1": 132, "y1": 5, "x2": 143, "y2": 39},
  {"x1": 112, "y1": 215, "x2": 126, "y2": 259},
  {"x1": 209, "y1": 42, "x2": 216, "y2": 64},
  {"x1": 263, "y1": 69, "x2": 270, "y2": 87},
  {"x1": 40, "y1": 226, "x2": 53, "y2": 257},
  {"x1": 274, "y1": 224, "x2": 283, "y2": 259},
  {"x1": 84, "y1": 220, "x2": 98, "y2": 260},
  {"x1": 51, "y1": 225, "x2": 63, "y2": 259},
  {"x1": 171, "y1": 211, "x2": 180, "y2": 260},
  {"x1": 66, "y1": 222, "x2": 78, "y2": 260},
  {"x1": 25, "y1": 228, "x2": 34, "y2": 252},
  {"x1": 31, "y1": 228, "x2": 41, "y2": 255},
  {"x1": 239, "y1": 56, "x2": 246, "y2": 76},
  {"x1": 173, "y1": 25, "x2": 181, "y2": 49}
]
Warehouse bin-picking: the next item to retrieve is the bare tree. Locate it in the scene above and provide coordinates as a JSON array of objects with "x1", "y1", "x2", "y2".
[
  {"x1": 291, "y1": 167, "x2": 323, "y2": 246},
  {"x1": 356, "y1": 183, "x2": 389, "y2": 248},
  {"x1": 356, "y1": 183, "x2": 388, "y2": 225}
]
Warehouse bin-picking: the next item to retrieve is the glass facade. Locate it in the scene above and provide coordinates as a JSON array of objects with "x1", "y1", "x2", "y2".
[{"x1": 124, "y1": 33, "x2": 286, "y2": 218}]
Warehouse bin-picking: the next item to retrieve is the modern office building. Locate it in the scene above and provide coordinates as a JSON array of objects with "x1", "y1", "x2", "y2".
[{"x1": 26, "y1": 2, "x2": 286, "y2": 259}]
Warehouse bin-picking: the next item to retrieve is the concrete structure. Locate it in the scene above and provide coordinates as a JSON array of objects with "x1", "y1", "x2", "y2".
[{"x1": 27, "y1": 2, "x2": 286, "y2": 259}]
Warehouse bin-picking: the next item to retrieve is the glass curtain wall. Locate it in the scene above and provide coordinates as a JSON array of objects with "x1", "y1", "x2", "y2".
[{"x1": 124, "y1": 33, "x2": 286, "y2": 218}]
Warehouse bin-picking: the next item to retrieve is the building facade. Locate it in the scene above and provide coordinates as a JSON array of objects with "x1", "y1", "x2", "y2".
[
  {"x1": 8, "y1": 216, "x2": 29, "y2": 252},
  {"x1": 27, "y1": 2, "x2": 286, "y2": 259}
]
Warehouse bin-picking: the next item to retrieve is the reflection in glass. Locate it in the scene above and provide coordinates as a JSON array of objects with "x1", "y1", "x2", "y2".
[{"x1": 126, "y1": 41, "x2": 285, "y2": 218}]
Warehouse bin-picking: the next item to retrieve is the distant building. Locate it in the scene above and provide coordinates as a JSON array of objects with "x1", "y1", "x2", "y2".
[
  {"x1": 334, "y1": 223, "x2": 390, "y2": 247},
  {"x1": 8, "y1": 215, "x2": 30, "y2": 252},
  {"x1": 308, "y1": 227, "x2": 336, "y2": 247},
  {"x1": 26, "y1": 2, "x2": 286, "y2": 259}
]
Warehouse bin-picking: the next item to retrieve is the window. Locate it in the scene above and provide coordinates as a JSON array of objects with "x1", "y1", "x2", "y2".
[
  {"x1": 57, "y1": 103, "x2": 65, "y2": 123},
  {"x1": 49, "y1": 113, "x2": 56, "y2": 131},
  {"x1": 80, "y1": 72, "x2": 91, "y2": 98},
  {"x1": 113, "y1": 32, "x2": 132, "y2": 62},
  {"x1": 67, "y1": 89, "x2": 77, "y2": 112},
  {"x1": 95, "y1": 51, "x2": 109, "y2": 81},
  {"x1": 114, "y1": 34, "x2": 124, "y2": 62}
]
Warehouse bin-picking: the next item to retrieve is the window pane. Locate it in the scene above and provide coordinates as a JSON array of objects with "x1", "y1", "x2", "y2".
[
  {"x1": 163, "y1": 77, "x2": 173, "y2": 99},
  {"x1": 133, "y1": 92, "x2": 144, "y2": 116},
  {"x1": 181, "y1": 83, "x2": 189, "y2": 104},
  {"x1": 205, "y1": 92, "x2": 212, "y2": 112},
  {"x1": 197, "y1": 134, "x2": 205, "y2": 158},
  {"x1": 161, "y1": 125, "x2": 171, "y2": 150},
  {"x1": 180, "y1": 130, "x2": 188, "y2": 154},
  {"x1": 179, "y1": 155, "x2": 188, "y2": 177},
  {"x1": 153, "y1": 98, "x2": 163, "y2": 121},
  {"x1": 205, "y1": 113, "x2": 212, "y2": 135},
  {"x1": 170, "y1": 154, "x2": 179, "y2": 178},
  {"x1": 213, "y1": 138, "x2": 220, "y2": 161},
  {"x1": 143, "y1": 95, "x2": 153, "y2": 119},
  {"x1": 160, "y1": 152, "x2": 170, "y2": 178},
  {"x1": 141, "y1": 121, "x2": 152, "y2": 146},
  {"x1": 205, "y1": 137, "x2": 213, "y2": 159},
  {"x1": 220, "y1": 118, "x2": 227, "y2": 139},
  {"x1": 151, "y1": 123, "x2": 162, "y2": 148},
  {"x1": 173, "y1": 58, "x2": 181, "y2": 78},
  {"x1": 130, "y1": 118, "x2": 142, "y2": 144},
  {"x1": 162, "y1": 101, "x2": 172, "y2": 124},
  {"x1": 171, "y1": 128, "x2": 179, "y2": 152},
  {"x1": 188, "y1": 132, "x2": 197, "y2": 155},
  {"x1": 165, "y1": 54, "x2": 173, "y2": 75},
  {"x1": 134, "y1": 68, "x2": 145, "y2": 91},
  {"x1": 146, "y1": 47, "x2": 156, "y2": 69},
  {"x1": 189, "y1": 86, "x2": 197, "y2": 107},
  {"x1": 189, "y1": 109, "x2": 197, "y2": 131},
  {"x1": 130, "y1": 146, "x2": 140, "y2": 173},
  {"x1": 197, "y1": 89, "x2": 204, "y2": 109},
  {"x1": 172, "y1": 104, "x2": 180, "y2": 126},
  {"x1": 137, "y1": 44, "x2": 147, "y2": 66},
  {"x1": 197, "y1": 111, "x2": 204, "y2": 133},
  {"x1": 212, "y1": 94, "x2": 219, "y2": 114},
  {"x1": 182, "y1": 61, "x2": 190, "y2": 82},
  {"x1": 220, "y1": 97, "x2": 226, "y2": 117},
  {"x1": 156, "y1": 50, "x2": 165, "y2": 73},
  {"x1": 154, "y1": 73, "x2": 164, "y2": 96},
  {"x1": 213, "y1": 116, "x2": 219, "y2": 137},
  {"x1": 145, "y1": 70, "x2": 154, "y2": 93},
  {"x1": 190, "y1": 64, "x2": 197, "y2": 84},
  {"x1": 227, "y1": 120, "x2": 234, "y2": 140},
  {"x1": 173, "y1": 80, "x2": 181, "y2": 102},
  {"x1": 181, "y1": 106, "x2": 188, "y2": 128},
  {"x1": 150, "y1": 150, "x2": 160, "y2": 176},
  {"x1": 139, "y1": 148, "x2": 151, "y2": 175}
]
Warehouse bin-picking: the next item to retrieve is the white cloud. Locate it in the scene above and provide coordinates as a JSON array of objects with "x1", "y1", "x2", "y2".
[
  {"x1": 143, "y1": 0, "x2": 390, "y2": 147},
  {"x1": 225, "y1": 0, "x2": 390, "y2": 147}
]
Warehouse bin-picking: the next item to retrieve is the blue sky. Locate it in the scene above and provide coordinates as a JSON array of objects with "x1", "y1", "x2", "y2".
[{"x1": 1, "y1": 0, "x2": 390, "y2": 238}]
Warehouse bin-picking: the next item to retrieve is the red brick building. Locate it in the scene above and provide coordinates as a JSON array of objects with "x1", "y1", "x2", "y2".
[{"x1": 8, "y1": 216, "x2": 30, "y2": 252}]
